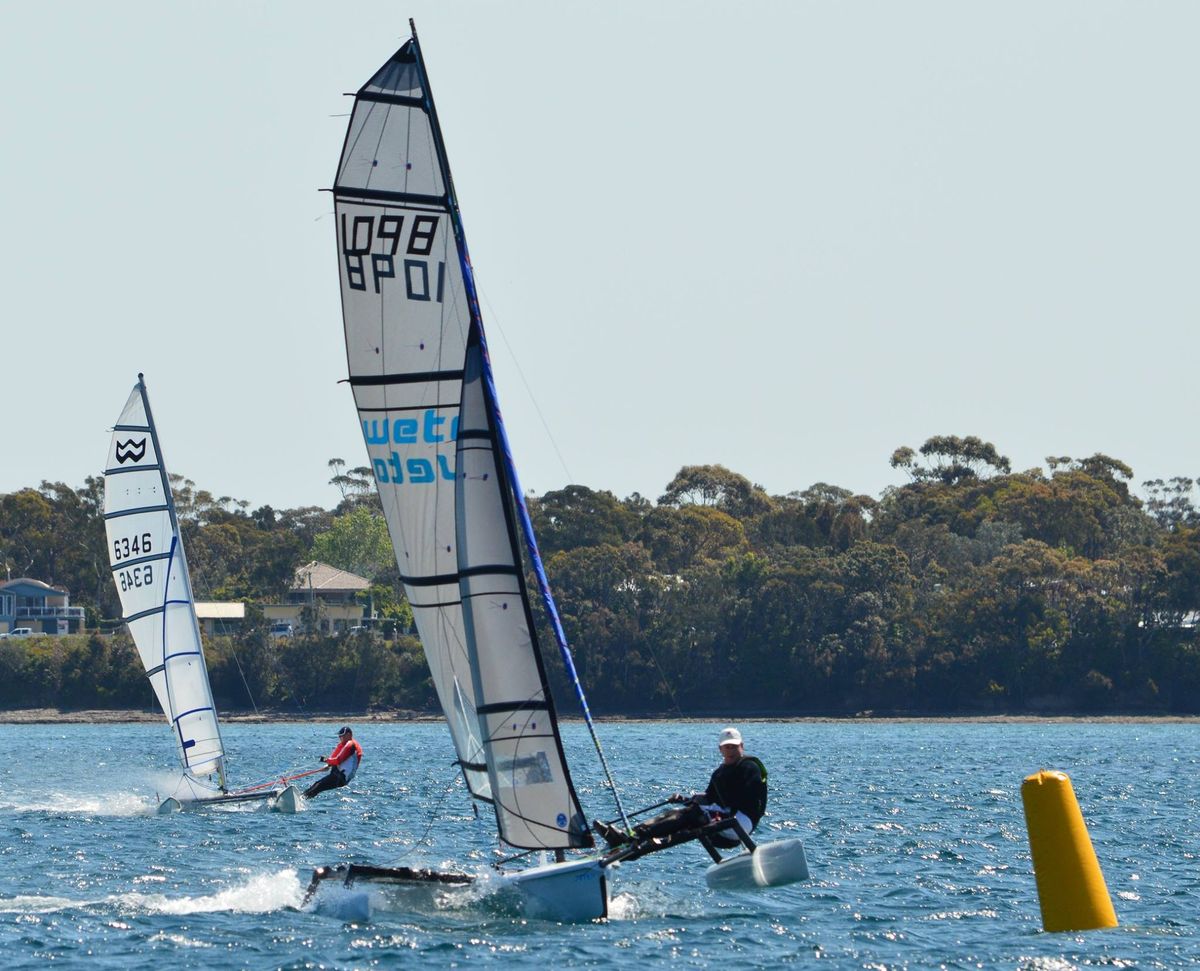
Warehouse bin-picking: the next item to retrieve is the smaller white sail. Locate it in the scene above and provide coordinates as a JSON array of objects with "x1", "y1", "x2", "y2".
[{"x1": 103, "y1": 377, "x2": 225, "y2": 783}]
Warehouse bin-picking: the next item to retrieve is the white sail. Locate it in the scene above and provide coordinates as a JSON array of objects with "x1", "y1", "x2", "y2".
[
  {"x1": 335, "y1": 40, "x2": 589, "y2": 849},
  {"x1": 103, "y1": 377, "x2": 225, "y2": 783},
  {"x1": 457, "y1": 333, "x2": 588, "y2": 847}
]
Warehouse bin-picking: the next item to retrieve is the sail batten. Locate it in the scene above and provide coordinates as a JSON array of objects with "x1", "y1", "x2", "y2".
[{"x1": 103, "y1": 377, "x2": 226, "y2": 785}]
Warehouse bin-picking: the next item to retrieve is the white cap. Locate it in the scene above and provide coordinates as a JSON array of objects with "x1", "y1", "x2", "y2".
[{"x1": 718, "y1": 726, "x2": 743, "y2": 747}]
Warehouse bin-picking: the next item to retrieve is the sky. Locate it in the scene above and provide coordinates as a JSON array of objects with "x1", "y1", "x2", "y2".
[{"x1": 2, "y1": 2, "x2": 1198, "y2": 512}]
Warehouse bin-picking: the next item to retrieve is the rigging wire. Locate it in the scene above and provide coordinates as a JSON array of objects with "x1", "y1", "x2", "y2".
[
  {"x1": 476, "y1": 286, "x2": 575, "y2": 487},
  {"x1": 473, "y1": 285, "x2": 630, "y2": 829},
  {"x1": 642, "y1": 638, "x2": 687, "y2": 721},
  {"x1": 186, "y1": 554, "x2": 262, "y2": 719},
  {"x1": 384, "y1": 765, "x2": 465, "y2": 866},
  {"x1": 410, "y1": 30, "x2": 630, "y2": 834},
  {"x1": 226, "y1": 626, "x2": 260, "y2": 717}
]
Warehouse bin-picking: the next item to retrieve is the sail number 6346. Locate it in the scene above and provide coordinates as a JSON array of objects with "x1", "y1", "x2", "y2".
[
  {"x1": 113, "y1": 532, "x2": 153, "y2": 561},
  {"x1": 117, "y1": 564, "x2": 153, "y2": 592}
]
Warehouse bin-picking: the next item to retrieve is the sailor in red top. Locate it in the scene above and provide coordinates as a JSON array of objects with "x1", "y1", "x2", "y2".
[{"x1": 304, "y1": 726, "x2": 363, "y2": 799}]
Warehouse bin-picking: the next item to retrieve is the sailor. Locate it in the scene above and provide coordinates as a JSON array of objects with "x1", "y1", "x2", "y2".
[
  {"x1": 304, "y1": 726, "x2": 363, "y2": 799},
  {"x1": 594, "y1": 726, "x2": 767, "y2": 848}
]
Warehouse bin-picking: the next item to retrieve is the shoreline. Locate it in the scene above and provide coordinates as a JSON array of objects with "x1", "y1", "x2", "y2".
[{"x1": 1, "y1": 708, "x2": 1198, "y2": 725}]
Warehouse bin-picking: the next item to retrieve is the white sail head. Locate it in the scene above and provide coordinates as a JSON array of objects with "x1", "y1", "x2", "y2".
[
  {"x1": 103, "y1": 380, "x2": 224, "y2": 781},
  {"x1": 335, "y1": 40, "x2": 591, "y2": 849}
]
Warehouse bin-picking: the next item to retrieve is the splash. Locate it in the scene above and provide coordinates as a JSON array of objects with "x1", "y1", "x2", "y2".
[
  {"x1": 0, "y1": 789, "x2": 155, "y2": 817},
  {"x1": 309, "y1": 885, "x2": 373, "y2": 922},
  {"x1": 122, "y1": 869, "x2": 305, "y2": 914},
  {"x1": 606, "y1": 891, "x2": 639, "y2": 920},
  {"x1": 0, "y1": 870, "x2": 305, "y2": 917},
  {"x1": 0, "y1": 894, "x2": 79, "y2": 914}
]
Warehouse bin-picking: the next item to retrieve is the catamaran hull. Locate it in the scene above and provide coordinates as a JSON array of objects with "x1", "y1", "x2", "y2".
[
  {"x1": 303, "y1": 863, "x2": 473, "y2": 921},
  {"x1": 704, "y1": 838, "x2": 809, "y2": 890},
  {"x1": 155, "y1": 789, "x2": 292, "y2": 814},
  {"x1": 270, "y1": 785, "x2": 301, "y2": 814},
  {"x1": 304, "y1": 858, "x2": 608, "y2": 922},
  {"x1": 501, "y1": 858, "x2": 608, "y2": 921}
]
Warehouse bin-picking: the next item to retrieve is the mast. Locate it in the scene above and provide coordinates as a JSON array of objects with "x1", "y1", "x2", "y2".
[
  {"x1": 406, "y1": 26, "x2": 630, "y2": 832},
  {"x1": 136, "y1": 375, "x2": 227, "y2": 789}
]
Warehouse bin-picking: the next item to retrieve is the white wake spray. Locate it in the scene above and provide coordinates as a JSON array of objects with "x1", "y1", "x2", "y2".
[{"x1": 0, "y1": 870, "x2": 305, "y2": 917}]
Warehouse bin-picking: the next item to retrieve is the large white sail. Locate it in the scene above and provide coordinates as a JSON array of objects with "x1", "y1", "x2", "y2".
[
  {"x1": 103, "y1": 377, "x2": 225, "y2": 783},
  {"x1": 335, "y1": 39, "x2": 589, "y2": 849}
]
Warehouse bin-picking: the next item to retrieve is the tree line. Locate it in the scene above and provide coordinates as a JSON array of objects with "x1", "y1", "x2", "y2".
[{"x1": 2, "y1": 439, "x2": 1199, "y2": 714}]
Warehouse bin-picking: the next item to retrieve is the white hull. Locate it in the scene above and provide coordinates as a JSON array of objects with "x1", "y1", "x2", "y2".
[
  {"x1": 270, "y1": 785, "x2": 301, "y2": 814},
  {"x1": 502, "y1": 858, "x2": 608, "y2": 921},
  {"x1": 155, "y1": 788, "x2": 293, "y2": 815},
  {"x1": 304, "y1": 857, "x2": 607, "y2": 923},
  {"x1": 704, "y1": 838, "x2": 809, "y2": 890}
]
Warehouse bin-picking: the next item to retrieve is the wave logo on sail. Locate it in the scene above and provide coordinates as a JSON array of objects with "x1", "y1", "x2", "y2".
[
  {"x1": 362, "y1": 410, "x2": 458, "y2": 486},
  {"x1": 115, "y1": 438, "x2": 147, "y2": 464}
]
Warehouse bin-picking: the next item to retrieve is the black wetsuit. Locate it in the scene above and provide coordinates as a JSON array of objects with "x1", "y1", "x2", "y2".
[
  {"x1": 303, "y1": 766, "x2": 347, "y2": 799},
  {"x1": 703, "y1": 757, "x2": 767, "y2": 828},
  {"x1": 612, "y1": 756, "x2": 767, "y2": 847}
]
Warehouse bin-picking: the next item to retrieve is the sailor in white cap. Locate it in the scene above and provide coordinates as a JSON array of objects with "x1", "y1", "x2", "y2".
[{"x1": 594, "y1": 726, "x2": 767, "y2": 848}]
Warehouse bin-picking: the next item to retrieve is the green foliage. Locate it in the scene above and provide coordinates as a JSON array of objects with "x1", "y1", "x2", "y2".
[
  {"x1": 0, "y1": 480, "x2": 113, "y2": 617},
  {"x1": 4, "y1": 443, "x2": 1200, "y2": 715},
  {"x1": 529, "y1": 485, "x2": 640, "y2": 555},
  {"x1": 892, "y1": 435, "x2": 1011, "y2": 484},
  {"x1": 658, "y1": 464, "x2": 773, "y2": 518},
  {"x1": 309, "y1": 506, "x2": 394, "y2": 580},
  {"x1": 0, "y1": 633, "x2": 148, "y2": 709}
]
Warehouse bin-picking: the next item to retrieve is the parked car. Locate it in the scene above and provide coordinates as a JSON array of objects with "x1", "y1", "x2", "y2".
[
  {"x1": 268, "y1": 622, "x2": 294, "y2": 640},
  {"x1": 9, "y1": 627, "x2": 35, "y2": 638}
]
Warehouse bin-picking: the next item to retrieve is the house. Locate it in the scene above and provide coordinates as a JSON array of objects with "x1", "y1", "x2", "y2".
[
  {"x1": 194, "y1": 601, "x2": 246, "y2": 637},
  {"x1": 0, "y1": 578, "x2": 86, "y2": 635},
  {"x1": 262, "y1": 561, "x2": 372, "y2": 634}
]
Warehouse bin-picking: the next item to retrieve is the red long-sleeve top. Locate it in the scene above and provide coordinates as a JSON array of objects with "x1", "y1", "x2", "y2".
[{"x1": 327, "y1": 738, "x2": 363, "y2": 767}]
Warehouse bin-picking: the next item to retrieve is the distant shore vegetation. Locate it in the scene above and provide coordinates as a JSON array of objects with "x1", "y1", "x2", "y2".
[{"x1": 3, "y1": 439, "x2": 1200, "y2": 715}]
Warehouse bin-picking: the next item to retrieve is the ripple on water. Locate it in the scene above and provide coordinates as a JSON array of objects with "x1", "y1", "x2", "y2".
[{"x1": 0, "y1": 721, "x2": 1197, "y2": 969}]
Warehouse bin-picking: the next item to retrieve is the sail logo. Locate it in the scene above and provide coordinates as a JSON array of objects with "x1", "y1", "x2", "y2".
[
  {"x1": 363, "y1": 410, "x2": 458, "y2": 486},
  {"x1": 363, "y1": 410, "x2": 459, "y2": 447},
  {"x1": 115, "y1": 438, "x2": 147, "y2": 464},
  {"x1": 372, "y1": 451, "x2": 456, "y2": 486}
]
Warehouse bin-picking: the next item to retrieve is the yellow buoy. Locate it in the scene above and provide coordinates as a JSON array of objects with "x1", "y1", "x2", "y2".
[{"x1": 1021, "y1": 769, "x2": 1117, "y2": 932}]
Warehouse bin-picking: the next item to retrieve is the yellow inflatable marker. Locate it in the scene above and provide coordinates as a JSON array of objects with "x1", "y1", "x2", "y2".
[{"x1": 1021, "y1": 770, "x2": 1117, "y2": 932}]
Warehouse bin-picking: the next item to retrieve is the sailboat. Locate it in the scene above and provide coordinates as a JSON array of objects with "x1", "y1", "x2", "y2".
[
  {"x1": 103, "y1": 375, "x2": 303, "y2": 815},
  {"x1": 305, "y1": 24, "x2": 807, "y2": 920}
]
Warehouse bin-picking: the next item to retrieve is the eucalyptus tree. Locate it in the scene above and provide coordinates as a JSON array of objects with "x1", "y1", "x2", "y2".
[{"x1": 659, "y1": 464, "x2": 773, "y2": 520}]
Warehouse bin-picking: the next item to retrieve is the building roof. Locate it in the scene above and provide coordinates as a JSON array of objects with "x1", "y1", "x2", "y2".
[
  {"x1": 291, "y1": 561, "x2": 371, "y2": 594},
  {"x1": 193, "y1": 602, "x2": 246, "y2": 620},
  {"x1": 0, "y1": 578, "x2": 68, "y2": 598}
]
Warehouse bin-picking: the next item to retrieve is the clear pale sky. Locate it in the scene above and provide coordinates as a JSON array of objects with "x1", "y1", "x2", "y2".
[{"x1": 2, "y1": 2, "x2": 1197, "y2": 511}]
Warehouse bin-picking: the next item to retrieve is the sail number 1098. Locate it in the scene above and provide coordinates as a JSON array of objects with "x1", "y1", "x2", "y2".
[{"x1": 341, "y1": 212, "x2": 446, "y2": 300}]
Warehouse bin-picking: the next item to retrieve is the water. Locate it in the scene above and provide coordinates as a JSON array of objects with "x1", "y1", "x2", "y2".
[{"x1": 0, "y1": 720, "x2": 1196, "y2": 968}]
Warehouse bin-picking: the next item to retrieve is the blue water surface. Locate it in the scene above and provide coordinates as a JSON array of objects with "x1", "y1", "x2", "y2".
[{"x1": 0, "y1": 720, "x2": 1196, "y2": 969}]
